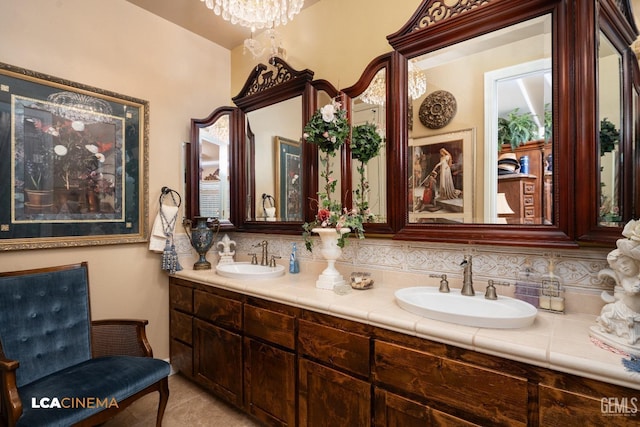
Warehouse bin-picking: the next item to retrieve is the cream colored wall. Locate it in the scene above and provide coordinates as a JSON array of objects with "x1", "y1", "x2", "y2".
[
  {"x1": 231, "y1": 0, "x2": 421, "y2": 95},
  {"x1": 0, "y1": 0, "x2": 231, "y2": 359}
]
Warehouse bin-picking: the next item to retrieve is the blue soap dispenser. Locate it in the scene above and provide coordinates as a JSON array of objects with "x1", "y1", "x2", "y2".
[{"x1": 289, "y1": 243, "x2": 300, "y2": 274}]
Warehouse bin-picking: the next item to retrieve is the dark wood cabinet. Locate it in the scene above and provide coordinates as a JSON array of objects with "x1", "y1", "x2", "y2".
[
  {"x1": 169, "y1": 280, "x2": 193, "y2": 377},
  {"x1": 244, "y1": 337, "x2": 296, "y2": 426},
  {"x1": 374, "y1": 388, "x2": 480, "y2": 427},
  {"x1": 243, "y1": 302, "x2": 298, "y2": 427},
  {"x1": 170, "y1": 277, "x2": 640, "y2": 426},
  {"x1": 193, "y1": 318, "x2": 243, "y2": 406},
  {"x1": 299, "y1": 358, "x2": 371, "y2": 427},
  {"x1": 374, "y1": 340, "x2": 528, "y2": 427}
]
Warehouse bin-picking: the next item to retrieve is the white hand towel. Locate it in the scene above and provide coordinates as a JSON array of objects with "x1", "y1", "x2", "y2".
[{"x1": 148, "y1": 205, "x2": 179, "y2": 253}]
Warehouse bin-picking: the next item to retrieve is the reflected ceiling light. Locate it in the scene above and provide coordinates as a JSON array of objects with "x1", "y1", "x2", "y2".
[
  {"x1": 200, "y1": 0, "x2": 304, "y2": 32},
  {"x1": 408, "y1": 60, "x2": 427, "y2": 100},
  {"x1": 202, "y1": 115, "x2": 230, "y2": 143},
  {"x1": 359, "y1": 61, "x2": 427, "y2": 106},
  {"x1": 359, "y1": 69, "x2": 386, "y2": 106}
]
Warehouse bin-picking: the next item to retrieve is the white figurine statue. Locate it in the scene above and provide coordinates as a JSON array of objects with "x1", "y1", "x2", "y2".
[
  {"x1": 216, "y1": 234, "x2": 236, "y2": 266},
  {"x1": 590, "y1": 220, "x2": 640, "y2": 355}
]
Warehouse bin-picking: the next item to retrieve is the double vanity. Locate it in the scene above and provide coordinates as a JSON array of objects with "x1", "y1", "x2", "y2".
[{"x1": 169, "y1": 266, "x2": 639, "y2": 426}]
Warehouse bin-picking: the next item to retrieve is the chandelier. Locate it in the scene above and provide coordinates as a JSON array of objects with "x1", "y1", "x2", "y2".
[
  {"x1": 200, "y1": 0, "x2": 305, "y2": 32},
  {"x1": 408, "y1": 60, "x2": 427, "y2": 100},
  {"x1": 358, "y1": 61, "x2": 427, "y2": 106},
  {"x1": 359, "y1": 69, "x2": 386, "y2": 106}
]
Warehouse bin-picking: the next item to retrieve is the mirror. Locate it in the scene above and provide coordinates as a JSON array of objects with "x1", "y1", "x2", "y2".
[
  {"x1": 350, "y1": 67, "x2": 388, "y2": 223},
  {"x1": 245, "y1": 96, "x2": 303, "y2": 221},
  {"x1": 231, "y1": 57, "x2": 315, "y2": 229},
  {"x1": 405, "y1": 14, "x2": 552, "y2": 225},
  {"x1": 188, "y1": 107, "x2": 235, "y2": 226},
  {"x1": 598, "y1": 30, "x2": 623, "y2": 226}
]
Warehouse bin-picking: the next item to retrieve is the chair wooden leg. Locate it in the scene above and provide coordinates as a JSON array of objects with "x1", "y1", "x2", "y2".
[{"x1": 156, "y1": 376, "x2": 170, "y2": 427}]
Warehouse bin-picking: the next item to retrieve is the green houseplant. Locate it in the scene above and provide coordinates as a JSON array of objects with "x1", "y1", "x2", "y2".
[
  {"x1": 350, "y1": 122, "x2": 384, "y2": 221},
  {"x1": 498, "y1": 108, "x2": 540, "y2": 150}
]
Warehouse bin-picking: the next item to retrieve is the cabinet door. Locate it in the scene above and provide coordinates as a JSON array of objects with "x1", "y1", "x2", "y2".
[
  {"x1": 193, "y1": 318, "x2": 243, "y2": 407},
  {"x1": 539, "y1": 385, "x2": 638, "y2": 426},
  {"x1": 244, "y1": 338, "x2": 296, "y2": 426},
  {"x1": 374, "y1": 340, "x2": 527, "y2": 426},
  {"x1": 299, "y1": 358, "x2": 371, "y2": 427},
  {"x1": 374, "y1": 388, "x2": 481, "y2": 427}
]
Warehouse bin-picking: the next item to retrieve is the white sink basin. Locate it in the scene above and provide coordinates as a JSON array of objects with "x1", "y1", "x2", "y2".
[
  {"x1": 395, "y1": 287, "x2": 537, "y2": 329},
  {"x1": 216, "y1": 262, "x2": 285, "y2": 279}
]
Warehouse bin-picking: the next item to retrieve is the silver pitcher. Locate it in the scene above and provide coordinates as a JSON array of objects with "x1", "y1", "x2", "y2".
[{"x1": 183, "y1": 216, "x2": 220, "y2": 270}]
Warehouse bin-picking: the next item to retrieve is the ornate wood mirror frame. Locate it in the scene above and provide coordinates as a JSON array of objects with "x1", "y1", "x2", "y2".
[
  {"x1": 187, "y1": 106, "x2": 243, "y2": 230},
  {"x1": 232, "y1": 57, "x2": 317, "y2": 232},
  {"x1": 387, "y1": 0, "x2": 576, "y2": 247},
  {"x1": 186, "y1": 0, "x2": 639, "y2": 247},
  {"x1": 575, "y1": 0, "x2": 640, "y2": 244},
  {"x1": 342, "y1": 53, "x2": 398, "y2": 235}
]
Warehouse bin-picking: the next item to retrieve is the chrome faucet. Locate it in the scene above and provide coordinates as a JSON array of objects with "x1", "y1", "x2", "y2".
[
  {"x1": 255, "y1": 240, "x2": 269, "y2": 266},
  {"x1": 460, "y1": 255, "x2": 475, "y2": 296}
]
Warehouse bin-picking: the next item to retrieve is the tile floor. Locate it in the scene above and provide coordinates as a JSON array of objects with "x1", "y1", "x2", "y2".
[{"x1": 103, "y1": 374, "x2": 261, "y2": 427}]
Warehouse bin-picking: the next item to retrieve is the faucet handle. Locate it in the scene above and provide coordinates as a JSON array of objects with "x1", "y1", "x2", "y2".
[
  {"x1": 269, "y1": 255, "x2": 281, "y2": 268},
  {"x1": 429, "y1": 274, "x2": 449, "y2": 293},
  {"x1": 485, "y1": 280, "x2": 510, "y2": 300},
  {"x1": 248, "y1": 253, "x2": 258, "y2": 265},
  {"x1": 485, "y1": 280, "x2": 498, "y2": 300}
]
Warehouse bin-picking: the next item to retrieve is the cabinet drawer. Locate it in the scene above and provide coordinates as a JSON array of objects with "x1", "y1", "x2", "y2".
[
  {"x1": 298, "y1": 319, "x2": 370, "y2": 378},
  {"x1": 524, "y1": 207, "x2": 535, "y2": 217},
  {"x1": 194, "y1": 289, "x2": 242, "y2": 331},
  {"x1": 523, "y1": 195, "x2": 534, "y2": 206},
  {"x1": 374, "y1": 340, "x2": 527, "y2": 426},
  {"x1": 170, "y1": 309, "x2": 192, "y2": 344},
  {"x1": 523, "y1": 182, "x2": 535, "y2": 194},
  {"x1": 244, "y1": 304, "x2": 296, "y2": 350},
  {"x1": 170, "y1": 283, "x2": 193, "y2": 312},
  {"x1": 170, "y1": 338, "x2": 193, "y2": 378}
]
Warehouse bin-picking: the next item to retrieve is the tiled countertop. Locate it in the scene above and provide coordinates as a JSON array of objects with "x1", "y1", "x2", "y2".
[{"x1": 173, "y1": 267, "x2": 640, "y2": 391}]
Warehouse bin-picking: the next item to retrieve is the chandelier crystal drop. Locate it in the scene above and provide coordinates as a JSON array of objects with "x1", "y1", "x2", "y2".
[
  {"x1": 408, "y1": 60, "x2": 427, "y2": 100},
  {"x1": 201, "y1": 0, "x2": 305, "y2": 32}
]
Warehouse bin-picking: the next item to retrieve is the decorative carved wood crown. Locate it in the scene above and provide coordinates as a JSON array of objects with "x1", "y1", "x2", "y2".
[
  {"x1": 413, "y1": 0, "x2": 493, "y2": 31},
  {"x1": 232, "y1": 56, "x2": 314, "y2": 111}
]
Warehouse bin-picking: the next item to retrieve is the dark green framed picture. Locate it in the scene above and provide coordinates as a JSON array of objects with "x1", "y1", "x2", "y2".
[{"x1": 0, "y1": 62, "x2": 148, "y2": 250}]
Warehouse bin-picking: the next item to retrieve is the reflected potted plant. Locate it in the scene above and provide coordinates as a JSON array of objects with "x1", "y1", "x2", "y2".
[
  {"x1": 599, "y1": 117, "x2": 619, "y2": 156},
  {"x1": 350, "y1": 122, "x2": 384, "y2": 221},
  {"x1": 498, "y1": 107, "x2": 539, "y2": 150}
]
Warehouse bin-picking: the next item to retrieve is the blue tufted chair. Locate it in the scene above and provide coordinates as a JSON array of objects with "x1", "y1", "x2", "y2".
[{"x1": 0, "y1": 262, "x2": 170, "y2": 427}]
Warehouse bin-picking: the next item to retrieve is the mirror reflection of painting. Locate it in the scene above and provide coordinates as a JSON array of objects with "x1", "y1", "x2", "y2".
[
  {"x1": 410, "y1": 141, "x2": 463, "y2": 215},
  {"x1": 284, "y1": 152, "x2": 301, "y2": 220},
  {"x1": 409, "y1": 128, "x2": 473, "y2": 224}
]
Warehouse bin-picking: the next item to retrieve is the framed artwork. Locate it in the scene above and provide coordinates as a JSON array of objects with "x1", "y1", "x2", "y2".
[
  {"x1": 274, "y1": 136, "x2": 302, "y2": 221},
  {"x1": 0, "y1": 62, "x2": 148, "y2": 250},
  {"x1": 408, "y1": 128, "x2": 474, "y2": 223}
]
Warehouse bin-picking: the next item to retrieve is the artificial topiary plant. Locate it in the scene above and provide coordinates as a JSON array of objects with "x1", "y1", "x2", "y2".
[{"x1": 599, "y1": 117, "x2": 620, "y2": 156}]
